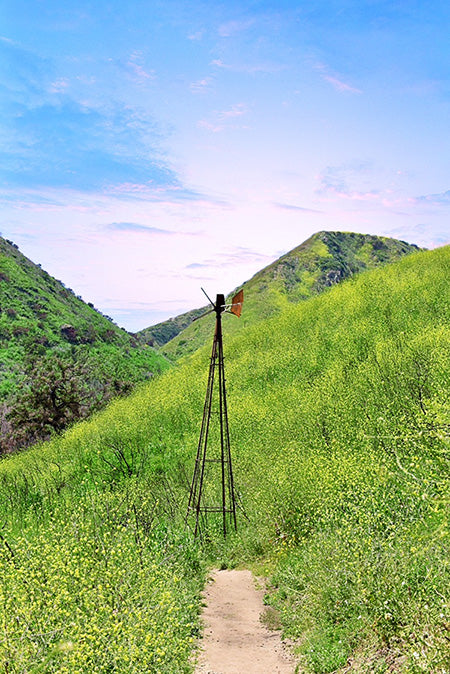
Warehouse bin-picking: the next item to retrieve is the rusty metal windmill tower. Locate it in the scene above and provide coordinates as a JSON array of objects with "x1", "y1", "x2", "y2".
[{"x1": 186, "y1": 288, "x2": 243, "y2": 538}]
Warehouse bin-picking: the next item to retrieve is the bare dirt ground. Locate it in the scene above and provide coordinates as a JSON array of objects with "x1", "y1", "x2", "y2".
[{"x1": 194, "y1": 569, "x2": 297, "y2": 674}]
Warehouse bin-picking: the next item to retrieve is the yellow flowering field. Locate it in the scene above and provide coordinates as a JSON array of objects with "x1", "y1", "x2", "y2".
[{"x1": 0, "y1": 245, "x2": 448, "y2": 672}]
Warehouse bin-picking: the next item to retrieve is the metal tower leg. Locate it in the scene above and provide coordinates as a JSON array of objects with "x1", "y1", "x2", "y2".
[{"x1": 186, "y1": 294, "x2": 238, "y2": 538}]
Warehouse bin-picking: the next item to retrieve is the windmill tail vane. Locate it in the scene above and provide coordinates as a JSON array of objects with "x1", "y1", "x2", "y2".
[
  {"x1": 224, "y1": 289, "x2": 244, "y2": 317},
  {"x1": 186, "y1": 288, "x2": 244, "y2": 538}
]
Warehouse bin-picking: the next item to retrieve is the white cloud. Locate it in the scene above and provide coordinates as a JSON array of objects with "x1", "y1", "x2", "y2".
[
  {"x1": 313, "y1": 62, "x2": 362, "y2": 94},
  {"x1": 197, "y1": 119, "x2": 223, "y2": 133},
  {"x1": 274, "y1": 202, "x2": 323, "y2": 214},
  {"x1": 210, "y1": 58, "x2": 283, "y2": 74},
  {"x1": 187, "y1": 30, "x2": 204, "y2": 41},
  {"x1": 415, "y1": 190, "x2": 450, "y2": 204},
  {"x1": 106, "y1": 222, "x2": 175, "y2": 235},
  {"x1": 190, "y1": 77, "x2": 213, "y2": 93},
  {"x1": 126, "y1": 51, "x2": 155, "y2": 83},
  {"x1": 218, "y1": 103, "x2": 247, "y2": 118},
  {"x1": 49, "y1": 78, "x2": 70, "y2": 93},
  {"x1": 198, "y1": 103, "x2": 248, "y2": 133},
  {"x1": 322, "y1": 74, "x2": 362, "y2": 94}
]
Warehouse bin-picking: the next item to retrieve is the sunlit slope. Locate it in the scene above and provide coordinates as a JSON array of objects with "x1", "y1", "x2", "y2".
[
  {"x1": 0, "y1": 236, "x2": 167, "y2": 397},
  {"x1": 159, "y1": 230, "x2": 421, "y2": 359},
  {"x1": 0, "y1": 245, "x2": 448, "y2": 672},
  {"x1": 0, "y1": 236, "x2": 169, "y2": 451},
  {"x1": 0, "y1": 236, "x2": 133, "y2": 348}
]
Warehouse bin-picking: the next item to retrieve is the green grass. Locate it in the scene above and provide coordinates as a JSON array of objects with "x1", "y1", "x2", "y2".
[{"x1": 0, "y1": 245, "x2": 448, "y2": 672}]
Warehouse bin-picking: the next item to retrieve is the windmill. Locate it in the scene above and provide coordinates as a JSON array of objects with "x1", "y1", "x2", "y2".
[{"x1": 186, "y1": 288, "x2": 244, "y2": 538}]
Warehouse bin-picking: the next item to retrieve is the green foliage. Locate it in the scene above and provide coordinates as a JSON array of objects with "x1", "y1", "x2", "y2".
[
  {"x1": 0, "y1": 237, "x2": 169, "y2": 452},
  {"x1": 5, "y1": 346, "x2": 153, "y2": 449},
  {"x1": 0, "y1": 245, "x2": 448, "y2": 671}
]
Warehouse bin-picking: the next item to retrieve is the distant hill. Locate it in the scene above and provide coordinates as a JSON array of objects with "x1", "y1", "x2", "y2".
[
  {"x1": 137, "y1": 306, "x2": 208, "y2": 348},
  {"x1": 0, "y1": 236, "x2": 169, "y2": 451},
  {"x1": 145, "y1": 231, "x2": 421, "y2": 359}
]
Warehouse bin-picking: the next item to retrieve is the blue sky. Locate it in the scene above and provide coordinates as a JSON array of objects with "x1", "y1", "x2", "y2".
[{"x1": 1, "y1": 0, "x2": 449, "y2": 331}]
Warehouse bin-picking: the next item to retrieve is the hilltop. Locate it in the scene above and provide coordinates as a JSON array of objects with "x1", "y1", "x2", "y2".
[
  {"x1": 140, "y1": 231, "x2": 421, "y2": 359},
  {"x1": 0, "y1": 236, "x2": 169, "y2": 451},
  {"x1": 0, "y1": 243, "x2": 447, "y2": 672}
]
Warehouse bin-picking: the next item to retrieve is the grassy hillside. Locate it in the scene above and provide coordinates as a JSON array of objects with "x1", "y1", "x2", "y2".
[
  {"x1": 137, "y1": 305, "x2": 208, "y2": 347},
  {"x1": 156, "y1": 231, "x2": 421, "y2": 359},
  {"x1": 0, "y1": 245, "x2": 448, "y2": 672},
  {"x1": 0, "y1": 237, "x2": 169, "y2": 451}
]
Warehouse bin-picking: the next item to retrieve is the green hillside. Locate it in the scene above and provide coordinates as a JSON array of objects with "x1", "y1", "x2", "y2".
[
  {"x1": 0, "y1": 237, "x2": 169, "y2": 451},
  {"x1": 0, "y1": 245, "x2": 448, "y2": 672},
  {"x1": 138, "y1": 305, "x2": 208, "y2": 347},
  {"x1": 154, "y1": 231, "x2": 421, "y2": 359}
]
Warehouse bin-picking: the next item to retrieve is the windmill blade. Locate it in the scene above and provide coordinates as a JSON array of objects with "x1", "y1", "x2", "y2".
[
  {"x1": 229, "y1": 289, "x2": 244, "y2": 317},
  {"x1": 191, "y1": 308, "x2": 214, "y2": 323},
  {"x1": 201, "y1": 287, "x2": 215, "y2": 308}
]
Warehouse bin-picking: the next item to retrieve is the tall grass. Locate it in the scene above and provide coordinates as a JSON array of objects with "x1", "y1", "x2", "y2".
[{"x1": 0, "y1": 246, "x2": 448, "y2": 672}]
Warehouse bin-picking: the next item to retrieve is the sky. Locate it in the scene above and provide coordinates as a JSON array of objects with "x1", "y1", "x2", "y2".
[{"x1": 1, "y1": 0, "x2": 449, "y2": 332}]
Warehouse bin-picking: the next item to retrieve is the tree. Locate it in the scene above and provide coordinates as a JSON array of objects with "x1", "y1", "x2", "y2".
[{"x1": 7, "y1": 349, "x2": 103, "y2": 449}]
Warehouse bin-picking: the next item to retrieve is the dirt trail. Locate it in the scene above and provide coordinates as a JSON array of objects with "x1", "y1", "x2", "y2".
[{"x1": 195, "y1": 569, "x2": 297, "y2": 674}]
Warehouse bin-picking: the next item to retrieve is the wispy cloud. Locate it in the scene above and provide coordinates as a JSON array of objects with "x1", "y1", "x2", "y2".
[
  {"x1": 49, "y1": 78, "x2": 70, "y2": 93},
  {"x1": 210, "y1": 58, "x2": 283, "y2": 75},
  {"x1": 313, "y1": 62, "x2": 362, "y2": 94},
  {"x1": 187, "y1": 30, "x2": 204, "y2": 41},
  {"x1": 1, "y1": 36, "x2": 51, "y2": 104},
  {"x1": 190, "y1": 77, "x2": 213, "y2": 93},
  {"x1": 198, "y1": 103, "x2": 248, "y2": 133},
  {"x1": 103, "y1": 182, "x2": 203, "y2": 202},
  {"x1": 317, "y1": 163, "x2": 379, "y2": 200},
  {"x1": 104, "y1": 221, "x2": 202, "y2": 238},
  {"x1": 323, "y1": 74, "x2": 362, "y2": 94},
  {"x1": 186, "y1": 262, "x2": 208, "y2": 269},
  {"x1": 197, "y1": 120, "x2": 223, "y2": 133},
  {"x1": 218, "y1": 19, "x2": 255, "y2": 38},
  {"x1": 126, "y1": 51, "x2": 155, "y2": 83},
  {"x1": 185, "y1": 246, "x2": 273, "y2": 271},
  {"x1": 211, "y1": 58, "x2": 228, "y2": 68},
  {"x1": 415, "y1": 189, "x2": 450, "y2": 204},
  {"x1": 0, "y1": 38, "x2": 175, "y2": 193},
  {"x1": 384, "y1": 223, "x2": 449, "y2": 248},
  {"x1": 218, "y1": 103, "x2": 247, "y2": 118},
  {"x1": 274, "y1": 202, "x2": 323, "y2": 214},
  {"x1": 106, "y1": 222, "x2": 175, "y2": 235},
  {"x1": 1, "y1": 96, "x2": 178, "y2": 191}
]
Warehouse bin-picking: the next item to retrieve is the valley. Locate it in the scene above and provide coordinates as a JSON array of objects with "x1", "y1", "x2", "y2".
[{"x1": 0, "y1": 235, "x2": 448, "y2": 672}]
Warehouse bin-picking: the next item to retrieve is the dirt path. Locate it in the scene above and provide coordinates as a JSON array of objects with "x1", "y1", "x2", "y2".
[{"x1": 195, "y1": 569, "x2": 297, "y2": 674}]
